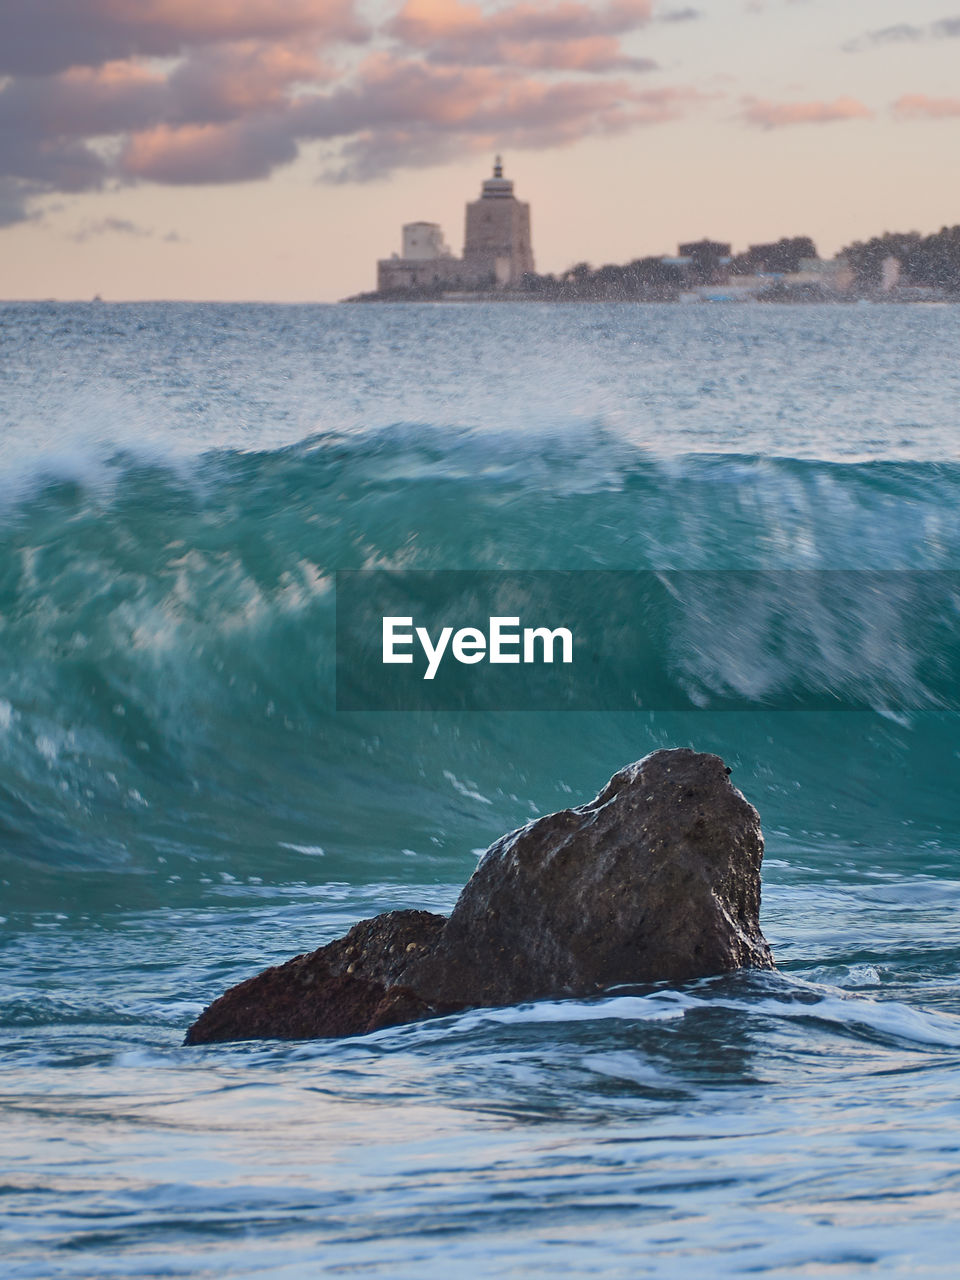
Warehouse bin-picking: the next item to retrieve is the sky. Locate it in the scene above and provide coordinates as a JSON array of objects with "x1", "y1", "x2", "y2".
[{"x1": 1, "y1": 0, "x2": 959, "y2": 301}]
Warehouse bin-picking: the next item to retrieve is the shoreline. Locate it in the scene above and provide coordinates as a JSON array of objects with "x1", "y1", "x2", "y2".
[{"x1": 342, "y1": 290, "x2": 957, "y2": 305}]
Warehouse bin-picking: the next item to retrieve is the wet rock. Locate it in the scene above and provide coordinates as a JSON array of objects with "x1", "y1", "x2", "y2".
[
  {"x1": 185, "y1": 749, "x2": 774, "y2": 1045},
  {"x1": 184, "y1": 910, "x2": 446, "y2": 1044},
  {"x1": 404, "y1": 748, "x2": 773, "y2": 1007}
]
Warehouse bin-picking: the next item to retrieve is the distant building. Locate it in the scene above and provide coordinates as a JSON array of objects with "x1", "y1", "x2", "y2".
[
  {"x1": 376, "y1": 221, "x2": 459, "y2": 291},
  {"x1": 880, "y1": 255, "x2": 901, "y2": 293},
  {"x1": 403, "y1": 222, "x2": 452, "y2": 260},
  {"x1": 463, "y1": 156, "x2": 535, "y2": 284},
  {"x1": 678, "y1": 239, "x2": 732, "y2": 260},
  {"x1": 793, "y1": 257, "x2": 855, "y2": 292},
  {"x1": 376, "y1": 157, "x2": 534, "y2": 293}
]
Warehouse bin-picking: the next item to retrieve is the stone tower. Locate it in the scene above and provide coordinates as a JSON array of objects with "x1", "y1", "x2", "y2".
[{"x1": 463, "y1": 156, "x2": 535, "y2": 284}]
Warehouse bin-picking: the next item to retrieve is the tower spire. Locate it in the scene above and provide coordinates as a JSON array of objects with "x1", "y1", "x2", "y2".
[{"x1": 493, "y1": 154, "x2": 503, "y2": 179}]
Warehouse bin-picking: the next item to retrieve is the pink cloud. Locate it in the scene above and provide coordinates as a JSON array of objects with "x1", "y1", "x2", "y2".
[
  {"x1": 168, "y1": 41, "x2": 330, "y2": 122},
  {"x1": 741, "y1": 95, "x2": 873, "y2": 128},
  {"x1": 893, "y1": 93, "x2": 960, "y2": 119},
  {"x1": 295, "y1": 52, "x2": 702, "y2": 131},
  {"x1": 492, "y1": 35, "x2": 656, "y2": 71},
  {"x1": 121, "y1": 119, "x2": 297, "y2": 183},
  {"x1": 393, "y1": 0, "x2": 654, "y2": 41},
  {"x1": 295, "y1": 54, "x2": 707, "y2": 178},
  {"x1": 0, "y1": 43, "x2": 323, "y2": 143},
  {"x1": 0, "y1": 0, "x2": 704, "y2": 220},
  {"x1": 119, "y1": 53, "x2": 693, "y2": 186},
  {"x1": 389, "y1": 0, "x2": 656, "y2": 69}
]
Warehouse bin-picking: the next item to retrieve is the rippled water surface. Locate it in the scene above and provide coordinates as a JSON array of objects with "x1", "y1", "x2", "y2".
[{"x1": 2, "y1": 303, "x2": 960, "y2": 1277}]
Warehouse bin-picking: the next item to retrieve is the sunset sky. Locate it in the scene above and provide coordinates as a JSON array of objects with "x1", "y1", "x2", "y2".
[{"x1": 1, "y1": 0, "x2": 959, "y2": 301}]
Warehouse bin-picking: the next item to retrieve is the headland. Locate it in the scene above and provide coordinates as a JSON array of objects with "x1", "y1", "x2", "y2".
[{"x1": 347, "y1": 157, "x2": 960, "y2": 304}]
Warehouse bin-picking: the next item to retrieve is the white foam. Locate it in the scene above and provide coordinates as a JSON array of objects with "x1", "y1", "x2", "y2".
[
  {"x1": 585, "y1": 1050, "x2": 679, "y2": 1088},
  {"x1": 443, "y1": 770, "x2": 493, "y2": 805},
  {"x1": 757, "y1": 984, "x2": 960, "y2": 1049},
  {"x1": 369, "y1": 991, "x2": 696, "y2": 1046}
]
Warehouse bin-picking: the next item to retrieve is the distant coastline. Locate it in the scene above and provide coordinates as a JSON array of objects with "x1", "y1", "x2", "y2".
[
  {"x1": 347, "y1": 224, "x2": 960, "y2": 305},
  {"x1": 344, "y1": 288, "x2": 957, "y2": 305}
]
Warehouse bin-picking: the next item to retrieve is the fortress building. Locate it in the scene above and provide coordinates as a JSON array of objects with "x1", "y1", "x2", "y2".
[
  {"x1": 377, "y1": 157, "x2": 534, "y2": 293},
  {"x1": 403, "y1": 222, "x2": 453, "y2": 261},
  {"x1": 463, "y1": 156, "x2": 535, "y2": 283},
  {"x1": 375, "y1": 221, "x2": 458, "y2": 290}
]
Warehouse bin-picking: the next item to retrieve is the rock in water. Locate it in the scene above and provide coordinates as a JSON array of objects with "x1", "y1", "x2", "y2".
[
  {"x1": 404, "y1": 748, "x2": 773, "y2": 1005},
  {"x1": 184, "y1": 910, "x2": 447, "y2": 1044},
  {"x1": 185, "y1": 749, "x2": 774, "y2": 1045}
]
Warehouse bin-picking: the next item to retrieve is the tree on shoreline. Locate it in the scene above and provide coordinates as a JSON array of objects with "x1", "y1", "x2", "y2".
[
  {"x1": 841, "y1": 226, "x2": 960, "y2": 293},
  {"x1": 730, "y1": 237, "x2": 817, "y2": 276}
]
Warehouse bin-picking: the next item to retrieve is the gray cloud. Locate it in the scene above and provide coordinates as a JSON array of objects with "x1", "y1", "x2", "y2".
[
  {"x1": 0, "y1": 64, "x2": 146, "y2": 214},
  {"x1": 0, "y1": 126, "x2": 107, "y2": 216},
  {"x1": 0, "y1": 176, "x2": 45, "y2": 226},
  {"x1": 0, "y1": 39, "x2": 327, "y2": 208},
  {"x1": 0, "y1": 0, "x2": 368, "y2": 76},
  {"x1": 844, "y1": 17, "x2": 960, "y2": 53},
  {"x1": 165, "y1": 42, "x2": 328, "y2": 125},
  {"x1": 70, "y1": 216, "x2": 153, "y2": 242},
  {"x1": 0, "y1": 64, "x2": 167, "y2": 139},
  {"x1": 66, "y1": 215, "x2": 185, "y2": 242}
]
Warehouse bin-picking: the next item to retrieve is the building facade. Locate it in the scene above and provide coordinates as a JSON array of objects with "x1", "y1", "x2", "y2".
[
  {"x1": 376, "y1": 158, "x2": 534, "y2": 293},
  {"x1": 462, "y1": 157, "x2": 535, "y2": 284},
  {"x1": 402, "y1": 222, "x2": 452, "y2": 260},
  {"x1": 375, "y1": 221, "x2": 458, "y2": 290}
]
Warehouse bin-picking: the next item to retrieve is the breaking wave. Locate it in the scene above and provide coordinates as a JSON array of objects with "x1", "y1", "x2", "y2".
[{"x1": 2, "y1": 428, "x2": 960, "y2": 910}]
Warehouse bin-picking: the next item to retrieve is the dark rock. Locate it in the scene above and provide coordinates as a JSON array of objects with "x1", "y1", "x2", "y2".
[
  {"x1": 185, "y1": 749, "x2": 774, "y2": 1045},
  {"x1": 405, "y1": 748, "x2": 773, "y2": 1006},
  {"x1": 184, "y1": 910, "x2": 446, "y2": 1044}
]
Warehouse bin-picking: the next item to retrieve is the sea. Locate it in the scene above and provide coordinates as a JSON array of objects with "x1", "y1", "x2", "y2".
[{"x1": 2, "y1": 301, "x2": 960, "y2": 1278}]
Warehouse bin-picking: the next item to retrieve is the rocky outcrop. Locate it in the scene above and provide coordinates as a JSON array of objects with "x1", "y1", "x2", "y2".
[
  {"x1": 184, "y1": 910, "x2": 447, "y2": 1044},
  {"x1": 185, "y1": 749, "x2": 774, "y2": 1045}
]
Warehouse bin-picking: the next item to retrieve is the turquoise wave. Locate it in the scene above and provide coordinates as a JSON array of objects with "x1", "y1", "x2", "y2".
[{"x1": 2, "y1": 431, "x2": 960, "y2": 910}]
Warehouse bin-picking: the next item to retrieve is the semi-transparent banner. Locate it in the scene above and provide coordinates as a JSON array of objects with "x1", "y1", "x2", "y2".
[{"x1": 335, "y1": 570, "x2": 960, "y2": 712}]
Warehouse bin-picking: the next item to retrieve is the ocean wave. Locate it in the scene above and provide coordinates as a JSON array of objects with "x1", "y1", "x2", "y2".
[{"x1": 2, "y1": 432, "x2": 960, "y2": 903}]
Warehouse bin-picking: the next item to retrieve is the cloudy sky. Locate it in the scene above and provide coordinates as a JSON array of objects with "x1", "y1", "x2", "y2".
[{"x1": 1, "y1": 0, "x2": 958, "y2": 300}]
